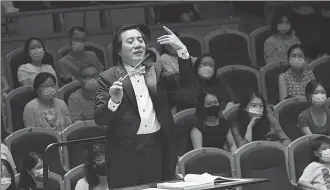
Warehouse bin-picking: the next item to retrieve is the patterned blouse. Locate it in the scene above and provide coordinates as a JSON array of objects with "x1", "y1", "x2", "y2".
[
  {"x1": 264, "y1": 35, "x2": 301, "y2": 65},
  {"x1": 280, "y1": 67, "x2": 315, "y2": 98}
]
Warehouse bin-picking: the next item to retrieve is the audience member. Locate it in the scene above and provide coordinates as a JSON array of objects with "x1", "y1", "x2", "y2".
[
  {"x1": 23, "y1": 72, "x2": 72, "y2": 132},
  {"x1": 57, "y1": 26, "x2": 103, "y2": 84},
  {"x1": 190, "y1": 89, "x2": 237, "y2": 152},
  {"x1": 1, "y1": 143, "x2": 17, "y2": 174},
  {"x1": 298, "y1": 136, "x2": 330, "y2": 190},
  {"x1": 154, "y1": 3, "x2": 200, "y2": 23},
  {"x1": 68, "y1": 65, "x2": 99, "y2": 123},
  {"x1": 75, "y1": 143, "x2": 108, "y2": 190},
  {"x1": 297, "y1": 80, "x2": 330, "y2": 136},
  {"x1": 279, "y1": 44, "x2": 315, "y2": 101},
  {"x1": 1, "y1": 159, "x2": 17, "y2": 190},
  {"x1": 231, "y1": 92, "x2": 291, "y2": 148},
  {"x1": 264, "y1": 8, "x2": 300, "y2": 65},
  {"x1": 17, "y1": 38, "x2": 57, "y2": 87}
]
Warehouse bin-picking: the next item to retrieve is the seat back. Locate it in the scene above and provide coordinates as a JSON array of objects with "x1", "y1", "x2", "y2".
[
  {"x1": 56, "y1": 42, "x2": 109, "y2": 70},
  {"x1": 6, "y1": 47, "x2": 56, "y2": 88},
  {"x1": 217, "y1": 65, "x2": 261, "y2": 102},
  {"x1": 61, "y1": 120, "x2": 106, "y2": 169},
  {"x1": 310, "y1": 56, "x2": 330, "y2": 95},
  {"x1": 250, "y1": 25, "x2": 271, "y2": 68},
  {"x1": 288, "y1": 134, "x2": 330, "y2": 184},
  {"x1": 260, "y1": 62, "x2": 290, "y2": 105},
  {"x1": 173, "y1": 108, "x2": 197, "y2": 157},
  {"x1": 178, "y1": 147, "x2": 234, "y2": 177},
  {"x1": 4, "y1": 86, "x2": 37, "y2": 133},
  {"x1": 58, "y1": 80, "x2": 83, "y2": 104},
  {"x1": 204, "y1": 29, "x2": 252, "y2": 68},
  {"x1": 274, "y1": 97, "x2": 309, "y2": 141},
  {"x1": 4, "y1": 128, "x2": 65, "y2": 176},
  {"x1": 180, "y1": 34, "x2": 203, "y2": 57},
  {"x1": 234, "y1": 141, "x2": 292, "y2": 190},
  {"x1": 64, "y1": 164, "x2": 85, "y2": 190}
]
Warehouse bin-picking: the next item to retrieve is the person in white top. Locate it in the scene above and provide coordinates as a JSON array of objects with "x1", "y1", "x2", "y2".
[
  {"x1": 75, "y1": 144, "x2": 108, "y2": 190},
  {"x1": 94, "y1": 24, "x2": 194, "y2": 188},
  {"x1": 1, "y1": 143, "x2": 17, "y2": 174},
  {"x1": 299, "y1": 136, "x2": 330, "y2": 190},
  {"x1": 17, "y1": 37, "x2": 57, "y2": 87}
]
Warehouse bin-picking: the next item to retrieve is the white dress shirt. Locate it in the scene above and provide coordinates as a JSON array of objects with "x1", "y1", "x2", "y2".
[{"x1": 108, "y1": 48, "x2": 190, "y2": 134}]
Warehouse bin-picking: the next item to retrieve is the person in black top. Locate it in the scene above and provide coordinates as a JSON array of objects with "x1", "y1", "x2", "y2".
[{"x1": 190, "y1": 89, "x2": 237, "y2": 152}]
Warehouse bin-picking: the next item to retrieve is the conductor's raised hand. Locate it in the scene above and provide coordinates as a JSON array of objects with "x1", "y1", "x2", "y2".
[
  {"x1": 157, "y1": 26, "x2": 186, "y2": 50},
  {"x1": 109, "y1": 81, "x2": 123, "y2": 104}
]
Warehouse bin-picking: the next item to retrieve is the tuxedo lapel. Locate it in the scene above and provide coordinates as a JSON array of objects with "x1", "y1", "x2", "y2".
[
  {"x1": 116, "y1": 64, "x2": 139, "y2": 114},
  {"x1": 144, "y1": 65, "x2": 158, "y2": 96}
]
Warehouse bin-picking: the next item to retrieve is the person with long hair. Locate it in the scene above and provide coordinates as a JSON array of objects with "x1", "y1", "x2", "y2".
[
  {"x1": 1, "y1": 159, "x2": 17, "y2": 190},
  {"x1": 297, "y1": 80, "x2": 330, "y2": 136},
  {"x1": 190, "y1": 89, "x2": 237, "y2": 152},
  {"x1": 279, "y1": 44, "x2": 315, "y2": 101},
  {"x1": 75, "y1": 143, "x2": 108, "y2": 190},
  {"x1": 23, "y1": 72, "x2": 72, "y2": 132},
  {"x1": 17, "y1": 37, "x2": 57, "y2": 87},
  {"x1": 18, "y1": 152, "x2": 44, "y2": 190},
  {"x1": 264, "y1": 8, "x2": 301, "y2": 65},
  {"x1": 298, "y1": 136, "x2": 330, "y2": 190},
  {"x1": 231, "y1": 92, "x2": 291, "y2": 147}
]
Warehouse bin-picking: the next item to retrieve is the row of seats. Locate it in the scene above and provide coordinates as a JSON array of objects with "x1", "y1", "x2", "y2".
[
  {"x1": 3, "y1": 120, "x2": 105, "y2": 176},
  {"x1": 2, "y1": 55, "x2": 329, "y2": 136},
  {"x1": 2, "y1": 25, "x2": 275, "y2": 89},
  {"x1": 11, "y1": 134, "x2": 328, "y2": 190}
]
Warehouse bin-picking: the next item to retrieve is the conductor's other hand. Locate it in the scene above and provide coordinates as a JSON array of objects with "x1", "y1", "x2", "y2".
[
  {"x1": 109, "y1": 81, "x2": 123, "y2": 104},
  {"x1": 157, "y1": 26, "x2": 186, "y2": 51}
]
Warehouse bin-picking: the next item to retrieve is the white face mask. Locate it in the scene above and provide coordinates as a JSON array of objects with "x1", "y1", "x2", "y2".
[
  {"x1": 198, "y1": 66, "x2": 214, "y2": 79},
  {"x1": 40, "y1": 86, "x2": 57, "y2": 100},
  {"x1": 248, "y1": 107, "x2": 263, "y2": 117},
  {"x1": 29, "y1": 48, "x2": 45, "y2": 61},
  {"x1": 71, "y1": 41, "x2": 85, "y2": 52},
  {"x1": 320, "y1": 149, "x2": 330, "y2": 162},
  {"x1": 277, "y1": 23, "x2": 290, "y2": 34},
  {"x1": 312, "y1": 93, "x2": 327, "y2": 105},
  {"x1": 1, "y1": 177, "x2": 11, "y2": 190}
]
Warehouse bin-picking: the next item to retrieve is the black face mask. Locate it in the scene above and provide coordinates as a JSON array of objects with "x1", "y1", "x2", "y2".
[
  {"x1": 205, "y1": 106, "x2": 220, "y2": 116},
  {"x1": 95, "y1": 162, "x2": 107, "y2": 176}
]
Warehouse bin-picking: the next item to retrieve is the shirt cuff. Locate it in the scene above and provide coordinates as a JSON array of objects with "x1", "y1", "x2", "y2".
[
  {"x1": 108, "y1": 99, "x2": 121, "y2": 112},
  {"x1": 177, "y1": 47, "x2": 190, "y2": 60}
]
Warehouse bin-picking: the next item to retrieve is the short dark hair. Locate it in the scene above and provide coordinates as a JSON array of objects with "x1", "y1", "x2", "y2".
[
  {"x1": 33, "y1": 72, "x2": 57, "y2": 90},
  {"x1": 270, "y1": 7, "x2": 294, "y2": 35},
  {"x1": 68, "y1": 26, "x2": 86, "y2": 38},
  {"x1": 84, "y1": 143, "x2": 106, "y2": 189},
  {"x1": 24, "y1": 37, "x2": 47, "y2": 64},
  {"x1": 19, "y1": 152, "x2": 43, "y2": 189},
  {"x1": 76, "y1": 64, "x2": 99, "y2": 79},
  {"x1": 287, "y1": 44, "x2": 304, "y2": 60},
  {"x1": 305, "y1": 79, "x2": 325, "y2": 101},
  {"x1": 311, "y1": 136, "x2": 330, "y2": 161},
  {"x1": 1, "y1": 159, "x2": 17, "y2": 190},
  {"x1": 112, "y1": 24, "x2": 146, "y2": 65}
]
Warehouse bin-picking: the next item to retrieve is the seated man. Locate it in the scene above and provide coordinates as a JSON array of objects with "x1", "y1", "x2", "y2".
[
  {"x1": 58, "y1": 26, "x2": 103, "y2": 84},
  {"x1": 68, "y1": 64, "x2": 99, "y2": 123}
]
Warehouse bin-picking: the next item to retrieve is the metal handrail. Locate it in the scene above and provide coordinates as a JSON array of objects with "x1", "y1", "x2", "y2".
[
  {"x1": 1, "y1": 1, "x2": 191, "y2": 18},
  {"x1": 43, "y1": 136, "x2": 106, "y2": 189}
]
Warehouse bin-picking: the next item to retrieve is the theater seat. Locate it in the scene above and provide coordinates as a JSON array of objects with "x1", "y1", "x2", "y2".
[
  {"x1": 250, "y1": 25, "x2": 271, "y2": 68},
  {"x1": 260, "y1": 62, "x2": 290, "y2": 105},
  {"x1": 274, "y1": 97, "x2": 309, "y2": 141},
  {"x1": 178, "y1": 147, "x2": 234, "y2": 177},
  {"x1": 217, "y1": 65, "x2": 261, "y2": 102},
  {"x1": 173, "y1": 108, "x2": 197, "y2": 157},
  {"x1": 4, "y1": 128, "x2": 66, "y2": 176},
  {"x1": 61, "y1": 120, "x2": 106, "y2": 169},
  {"x1": 4, "y1": 86, "x2": 37, "y2": 133},
  {"x1": 180, "y1": 33, "x2": 203, "y2": 58},
  {"x1": 234, "y1": 141, "x2": 293, "y2": 190},
  {"x1": 204, "y1": 29, "x2": 252, "y2": 68},
  {"x1": 56, "y1": 42, "x2": 109, "y2": 70},
  {"x1": 310, "y1": 55, "x2": 330, "y2": 95},
  {"x1": 64, "y1": 164, "x2": 85, "y2": 190},
  {"x1": 287, "y1": 134, "x2": 330, "y2": 186},
  {"x1": 5, "y1": 47, "x2": 56, "y2": 88},
  {"x1": 58, "y1": 80, "x2": 82, "y2": 104}
]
